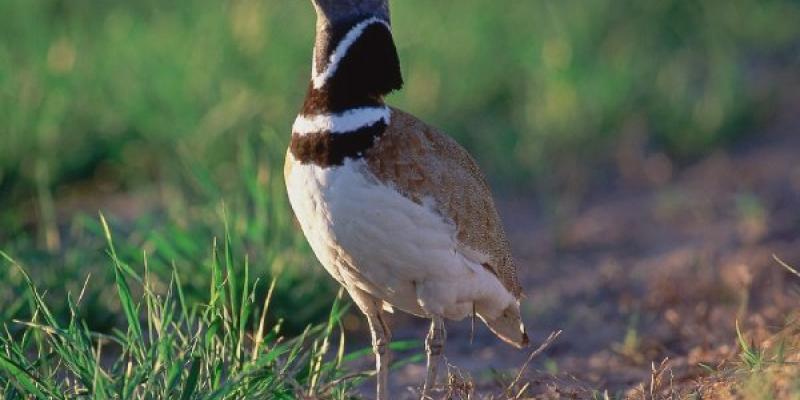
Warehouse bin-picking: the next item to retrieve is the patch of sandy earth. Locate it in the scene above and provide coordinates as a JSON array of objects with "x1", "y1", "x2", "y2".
[{"x1": 357, "y1": 106, "x2": 800, "y2": 398}]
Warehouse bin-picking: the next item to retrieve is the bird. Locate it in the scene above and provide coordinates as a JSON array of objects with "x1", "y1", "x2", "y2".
[{"x1": 284, "y1": 0, "x2": 527, "y2": 398}]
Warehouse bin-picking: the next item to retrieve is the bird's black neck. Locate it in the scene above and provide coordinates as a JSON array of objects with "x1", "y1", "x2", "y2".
[
  {"x1": 290, "y1": 16, "x2": 403, "y2": 167},
  {"x1": 301, "y1": 16, "x2": 403, "y2": 115}
]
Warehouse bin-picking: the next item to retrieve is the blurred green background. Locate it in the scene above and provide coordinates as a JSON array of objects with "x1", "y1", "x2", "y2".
[{"x1": 1, "y1": 0, "x2": 799, "y2": 331}]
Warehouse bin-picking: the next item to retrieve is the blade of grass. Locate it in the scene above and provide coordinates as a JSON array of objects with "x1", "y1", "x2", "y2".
[
  {"x1": 179, "y1": 356, "x2": 202, "y2": 400},
  {"x1": 0, "y1": 353, "x2": 59, "y2": 399}
]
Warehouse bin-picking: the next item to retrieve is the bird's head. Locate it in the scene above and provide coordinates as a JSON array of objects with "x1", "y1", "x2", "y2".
[
  {"x1": 310, "y1": 0, "x2": 390, "y2": 26},
  {"x1": 306, "y1": 0, "x2": 402, "y2": 100}
]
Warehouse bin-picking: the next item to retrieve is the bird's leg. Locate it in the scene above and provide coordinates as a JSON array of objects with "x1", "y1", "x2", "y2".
[
  {"x1": 421, "y1": 315, "x2": 445, "y2": 399},
  {"x1": 366, "y1": 311, "x2": 391, "y2": 400}
]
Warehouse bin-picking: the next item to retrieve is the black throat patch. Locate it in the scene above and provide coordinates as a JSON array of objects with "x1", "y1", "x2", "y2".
[
  {"x1": 290, "y1": 119, "x2": 387, "y2": 167},
  {"x1": 302, "y1": 21, "x2": 403, "y2": 114},
  {"x1": 290, "y1": 18, "x2": 403, "y2": 167}
]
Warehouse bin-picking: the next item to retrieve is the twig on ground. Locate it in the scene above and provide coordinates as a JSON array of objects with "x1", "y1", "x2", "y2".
[
  {"x1": 318, "y1": 371, "x2": 373, "y2": 394},
  {"x1": 773, "y1": 254, "x2": 800, "y2": 279},
  {"x1": 507, "y1": 330, "x2": 562, "y2": 398}
]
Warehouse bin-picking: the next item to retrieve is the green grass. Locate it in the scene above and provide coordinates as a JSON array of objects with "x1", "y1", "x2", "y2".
[
  {"x1": 1, "y1": 1, "x2": 799, "y2": 395},
  {"x1": 2, "y1": 0, "x2": 799, "y2": 333},
  {"x1": 2, "y1": 0, "x2": 799, "y2": 199},
  {"x1": 0, "y1": 217, "x2": 380, "y2": 399},
  {"x1": 700, "y1": 319, "x2": 800, "y2": 399},
  {"x1": 736, "y1": 319, "x2": 770, "y2": 371},
  {"x1": 0, "y1": 132, "x2": 334, "y2": 334}
]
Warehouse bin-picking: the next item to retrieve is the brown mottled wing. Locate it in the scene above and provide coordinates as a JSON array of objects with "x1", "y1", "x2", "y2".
[{"x1": 365, "y1": 108, "x2": 522, "y2": 298}]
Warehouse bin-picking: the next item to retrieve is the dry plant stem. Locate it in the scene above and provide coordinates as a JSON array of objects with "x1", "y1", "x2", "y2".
[
  {"x1": 508, "y1": 330, "x2": 562, "y2": 397},
  {"x1": 774, "y1": 254, "x2": 800, "y2": 279},
  {"x1": 648, "y1": 358, "x2": 674, "y2": 400},
  {"x1": 319, "y1": 371, "x2": 374, "y2": 394}
]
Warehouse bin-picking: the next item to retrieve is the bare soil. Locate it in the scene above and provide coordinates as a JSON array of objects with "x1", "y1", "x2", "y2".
[
  {"x1": 19, "y1": 94, "x2": 799, "y2": 399},
  {"x1": 366, "y1": 99, "x2": 800, "y2": 399}
]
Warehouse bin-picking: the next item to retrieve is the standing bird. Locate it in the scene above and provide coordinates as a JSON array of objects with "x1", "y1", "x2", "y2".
[{"x1": 284, "y1": 0, "x2": 527, "y2": 398}]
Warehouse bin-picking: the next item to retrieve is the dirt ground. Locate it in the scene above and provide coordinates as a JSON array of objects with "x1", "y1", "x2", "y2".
[
  {"x1": 362, "y1": 97, "x2": 800, "y2": 399},
  {"x1": 15, "y1": 94, "x2": 798, "y2": 399}
]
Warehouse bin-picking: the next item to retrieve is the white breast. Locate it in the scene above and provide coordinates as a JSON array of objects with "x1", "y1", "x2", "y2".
[{"x1": 284, "y1": 154, "x2": 515, "y2": 321}]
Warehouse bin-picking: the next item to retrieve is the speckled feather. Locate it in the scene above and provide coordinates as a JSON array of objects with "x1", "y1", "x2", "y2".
[{"x1": 365, "y1": 108, "x2": 522, "y2": 299}]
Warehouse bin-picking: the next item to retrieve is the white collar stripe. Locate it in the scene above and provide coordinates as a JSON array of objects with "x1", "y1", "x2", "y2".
[
  {"x1": 312, "y1": 17, "x2": 390, "y2": 89},
  {"x1": 293, "y1": 107, "x2": 391, "y2": 136}
]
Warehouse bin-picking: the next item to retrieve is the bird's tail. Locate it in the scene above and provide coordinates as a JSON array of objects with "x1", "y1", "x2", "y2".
[{"x1": 479, "y1": 302, "x2": 528, "y2": 348}]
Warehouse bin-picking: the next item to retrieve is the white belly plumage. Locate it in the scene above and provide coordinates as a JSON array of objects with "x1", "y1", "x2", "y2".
[{"x1": 285, "y1": 155, "x2": 515, "y2": 321}]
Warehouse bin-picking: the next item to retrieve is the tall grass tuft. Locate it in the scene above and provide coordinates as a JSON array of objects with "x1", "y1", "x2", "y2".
[{"x1": 0, "y1": 216, "x2": 367, "y2": 399}]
